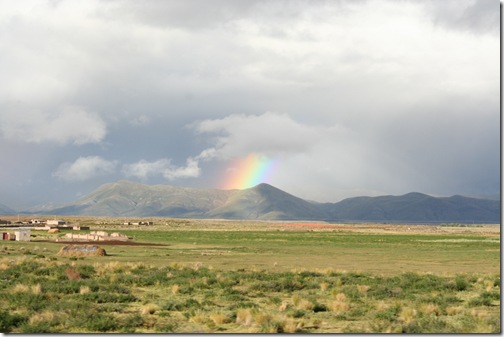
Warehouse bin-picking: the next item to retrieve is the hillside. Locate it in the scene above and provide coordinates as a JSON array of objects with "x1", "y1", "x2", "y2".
[
  {"x1": 45, "y1": 180, "x2": 234, "y2": 217},
  {"x1": 321, "y1": 192, "x2": 500, "y2": 223},
  {"x1": 206, "y1": 183, "x2": 322, "y2": 220},
  {"x1": 28, "y1": 180, "x2": 500, "y2": 222}
]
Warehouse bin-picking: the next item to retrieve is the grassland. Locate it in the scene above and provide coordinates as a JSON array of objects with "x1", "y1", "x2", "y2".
[{"x1": 0, "y1": 218, "x2": 500, "y2": 333}]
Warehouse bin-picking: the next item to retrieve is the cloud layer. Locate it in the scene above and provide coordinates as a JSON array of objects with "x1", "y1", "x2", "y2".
[{"x1": 0, "y1": 0, "x2": 498, "y2": 208}]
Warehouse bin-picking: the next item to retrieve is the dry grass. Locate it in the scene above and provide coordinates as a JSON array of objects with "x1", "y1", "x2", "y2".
[
  {"x1": 141, "y1": 304, "x2": 158, "y2": 315},
  {"x1": 470, "y1": 309, "x2": 489, "y2": 319},
  {"x1": 398, "y1": 307, "x2": 417, "y2": 324},
  {"x1": 278, "y1": 301, "x2": 289, "y2": 312},
  {"x1": 357, "y1": 284, "x2": 371, "y2": 295},
  {"x1": 0, "y1": 259, "x2": 10, "y2": 271},
  {"x1": 334, "y1": 292, "x2": 347, "y2": 301},
  {"x1": 291, "y1": 293, "x2": 301, "y2": 306},
  {"x1": 281, "y1": 318, "x2": 304, "y2": 333},
  {"x1": 376, "y1": 300, "x2": 390, "y2": 311},
  {"x1": 79, "y1": 286, "x2": 91, "y2": 295},
  {"x1": 420, "y1": 303, "x2": 440, "y2": 316},
  {"x1": 236, "y1": 308, "x2": 253, "y2": 326},
  {"x1": 12, "y1": 284, "x2": 30, "y2": 294},
  {"x1": 210, "y1": 312, "x2": 231, "y2": 325},
  {"x1": 189, "y1": 310, "x2": 208, "y2": 324},
  {"x1": 254, "y1": 312, "x2": 273, "y2": 325},
  {"x1": 446, "y1": 306, "x2": 464, "y2": 316},
  {"x1": 328, "y1": 300, "x2": 349, "y2": 313},
  {"x1": 31, "y1": 283, "x2": 42, "y2": 295},
  {"x1": 29, "y1": 310, "x2": 55, "y2": 325},
  {"x1": 484, "y1": 279, "x2": 495, "y2": 291},
  {"x1": 296, "y1": 299, "x2": 314, "y2": 311}
]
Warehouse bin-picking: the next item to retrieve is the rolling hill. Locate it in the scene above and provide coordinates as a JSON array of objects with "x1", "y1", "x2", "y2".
[{"x1": 27, "y1": 180, "x2": 500, "y2": 223}]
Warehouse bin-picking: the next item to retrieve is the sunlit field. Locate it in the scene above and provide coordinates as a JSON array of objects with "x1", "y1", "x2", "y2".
[{"x1": 0, "y1": 218, "x2": 499, "y2": 333}]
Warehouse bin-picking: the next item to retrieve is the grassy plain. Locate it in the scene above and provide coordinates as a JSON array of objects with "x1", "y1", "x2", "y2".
[{"x1": 0, "y1": 218, "x2": 500, "y2": 332}]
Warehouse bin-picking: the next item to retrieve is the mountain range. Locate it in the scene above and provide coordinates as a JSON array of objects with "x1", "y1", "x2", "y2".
[{"x1": 5, "y1": 180, "x2": 498, "y2": 223}]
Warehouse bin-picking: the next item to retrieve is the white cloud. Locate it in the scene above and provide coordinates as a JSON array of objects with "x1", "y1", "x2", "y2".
[
  {"x1": 122, "y1": 157, "x2": 200, "y2": 180},
  {"x1": 193, "y1": 111, "x2": 344, "y2": 159},
  {"x1": 0, "y1": 106, "x2": 107, "y2": 145},
  {"x1": 53, "y1": 156, "x2": 117, "y2": 181}
]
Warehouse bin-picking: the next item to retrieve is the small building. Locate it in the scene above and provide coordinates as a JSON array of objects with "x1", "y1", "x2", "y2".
[
  {"x1": 14, "y1": 229, "x2": 30, "y2": 242},
  {"x1": 1, "y1": 233, "x2": 15, "y2": 241},
  {"x1": 73, "y1": 226, "x2": 90, "y2": 231},
  {"x1": 47, "y1": 220, "x2": 66, "y2": 226},
  {"x1": 30, "y1": 219, "x2": 45, "y2": 224},
  {"x1": 0, "y1": 219, "x2": 11, "y2": 225}
]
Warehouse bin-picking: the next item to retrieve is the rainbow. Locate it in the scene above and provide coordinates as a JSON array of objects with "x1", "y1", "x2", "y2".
[{"x1": 221, "y1": 153, "x2": 276, "y2": 190}]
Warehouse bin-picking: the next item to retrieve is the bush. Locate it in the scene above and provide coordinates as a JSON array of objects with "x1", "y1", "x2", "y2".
[
  {"x1": 468, "y1": 291, "x2": 500, "y2": 307},
  {"x1": 454, "y1": 276, "x2": 470, "y2": 291},
  {"x1": 0, "y1": 310, "x2": 27, "y2": 332}
]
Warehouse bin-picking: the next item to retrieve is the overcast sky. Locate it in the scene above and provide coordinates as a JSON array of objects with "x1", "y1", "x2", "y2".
[{"x1": 0, "y1": 0, "x2": 500, "y2": 209}]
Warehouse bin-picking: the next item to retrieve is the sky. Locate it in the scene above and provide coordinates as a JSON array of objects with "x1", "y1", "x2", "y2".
[{"x1": 0, "y1": 0, "x2": 500, "y2": 209}]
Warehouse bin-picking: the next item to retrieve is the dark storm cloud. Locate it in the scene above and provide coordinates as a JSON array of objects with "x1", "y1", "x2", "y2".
[
  {"x1": 0, "y1": 0, "x2": 499, "y2": 208},
  {"x1": 425, "y1": 0, "x2": 499, "y2": 35}
]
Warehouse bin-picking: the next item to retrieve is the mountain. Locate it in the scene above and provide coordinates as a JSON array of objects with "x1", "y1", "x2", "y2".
[
  {"x1": 29, "y1": 180, "x2": 500, "y2": 223},
  {"x1": 206, "y1": 183, "x2": 322, "y2": 220},
  {"x1": 44, "y1": 180, "x2": 234, "y2": 217},
  {"x1": 0, "y1": 202, "x2": 16, "y2": 215},
  {"x1": 320, "y1": 192, "x2": 500, "y2": 223}
]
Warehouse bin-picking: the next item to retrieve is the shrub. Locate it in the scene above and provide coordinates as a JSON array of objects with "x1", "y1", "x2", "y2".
[
  {"x1": 454, "y1": 276, "x2": 470, "y2": 291},
  {"x1": 468, "y1": 291, "x2": 499, "y2": 307},
  {"x1": 0, "y1": 310, "x2": 27, "y2": 333},
  {"x1": 312, "y1": 303, "x2": 328, "y2": 312}
]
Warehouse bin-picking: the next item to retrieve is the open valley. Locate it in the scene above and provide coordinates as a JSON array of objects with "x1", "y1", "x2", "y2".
[{"x1": 0, "y1": 217, "x2": 500, "y2": 333}]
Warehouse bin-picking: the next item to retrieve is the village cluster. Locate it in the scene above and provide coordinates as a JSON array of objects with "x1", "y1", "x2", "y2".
[{"x1": 0, "y1": 218, "x2": 153, "y2": 243}]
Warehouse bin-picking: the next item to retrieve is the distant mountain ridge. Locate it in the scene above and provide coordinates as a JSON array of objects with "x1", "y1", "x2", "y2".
[
  {"x1": 12, "y1": 180, "x2": 501, "y2": 223},
  {"x1": 0, "y1": 202, "x2": 16, "y2": 216}
]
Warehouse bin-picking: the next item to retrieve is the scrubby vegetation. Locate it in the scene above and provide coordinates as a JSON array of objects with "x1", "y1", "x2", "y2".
[{"x1": 0, "y1": 257, "x2": 499, "y2": 333}]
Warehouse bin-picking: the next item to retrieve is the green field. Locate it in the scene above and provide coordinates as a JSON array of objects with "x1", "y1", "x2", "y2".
[{"x1": 0, "y1": 220, "x2": 500, "y2": 333}]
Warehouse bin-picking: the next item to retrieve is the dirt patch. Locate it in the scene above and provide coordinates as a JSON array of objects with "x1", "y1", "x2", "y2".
[
  {"x1": 57, "y1": 245, "x2": 107, "y2": 257},
  {"x1": 279, "y1": 223, "x2": 342, "y2": 229},
  {"x1": 45, "y1": 240, "x2": 168, "y2": 247}
]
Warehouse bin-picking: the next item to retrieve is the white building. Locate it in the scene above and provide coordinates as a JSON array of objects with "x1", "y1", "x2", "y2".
[
  {"x1": 14, "y1": 229, "x2": 30, "y2": 242},
  {"x1": 47, "y1": 220, "x2": 66, "y2": 226}
]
